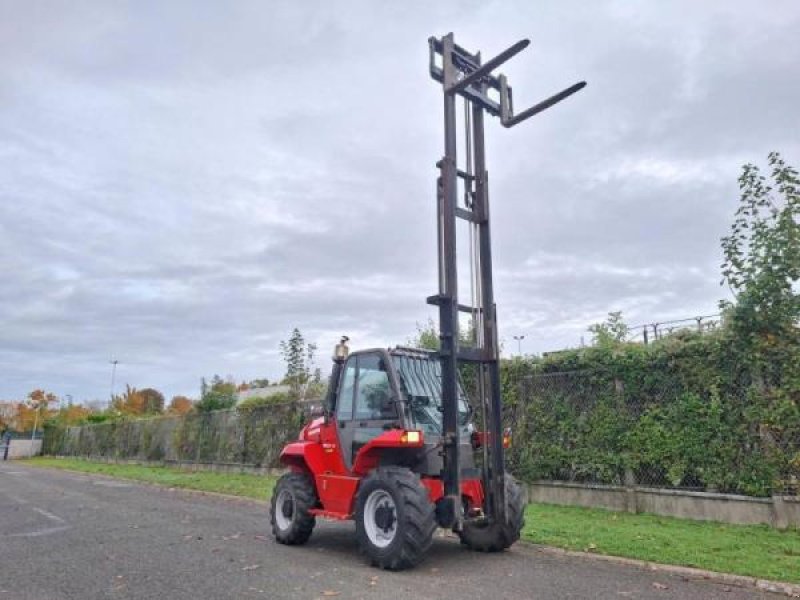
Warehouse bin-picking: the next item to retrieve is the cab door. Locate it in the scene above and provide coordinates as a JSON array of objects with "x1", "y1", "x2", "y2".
[
  {"x1": 334, "y1": 356, "x2": 358, "y2": 469},
  {"x1": 335, "y1": 351, "x2": 399, "y2": 470}
]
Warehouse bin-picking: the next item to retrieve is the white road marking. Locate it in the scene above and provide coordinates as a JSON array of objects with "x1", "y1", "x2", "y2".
[
  {"x1": 2, "y1": 505, "x2": 70, "y2": 537},
  {"x1": 7, "y1": 525, "x2": 70, "y2": 538},
  {"x1": 32, "y1": 507, "x2": 65, "y2": 523}
]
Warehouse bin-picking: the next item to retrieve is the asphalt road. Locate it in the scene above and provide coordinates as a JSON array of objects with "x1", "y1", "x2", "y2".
[{"x1": 0, "y1": 463, "x2": 776, "y2": 600}]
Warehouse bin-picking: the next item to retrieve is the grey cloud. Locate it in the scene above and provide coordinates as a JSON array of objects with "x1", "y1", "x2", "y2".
[{"x1": 1, "y1": 1, "x2": 798, "y2": 401}]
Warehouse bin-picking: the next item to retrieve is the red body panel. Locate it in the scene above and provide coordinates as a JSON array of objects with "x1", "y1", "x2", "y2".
[
  {"x1": 280, "y1": 417, "x2": 347, "y2": 476},
  {"x1": 314, "y1": 473, "x2": 360, "y2": 516},
  {"x1": 421, "y1": 477, "x2": 484, "y2": 509},
  {"x1": 351, "y1": 429, "x2": 424, "y2": 476},
  {"x1": 279, "y1": 417, "x2": 485, "y2": 520}
]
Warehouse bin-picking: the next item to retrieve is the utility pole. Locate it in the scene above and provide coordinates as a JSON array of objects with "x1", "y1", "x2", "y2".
[
  {"x1": 109, "y1": 359, "x2": 119, "y2": 408},
  {"x1": 30, "y1": 401, "x2": 39, "y2": 444},
  {"x1": 513, "y1": 334, "x2": 525, "y2": 356}
]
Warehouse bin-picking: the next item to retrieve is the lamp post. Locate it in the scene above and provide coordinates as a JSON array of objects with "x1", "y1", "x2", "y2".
[
  {"x1": 512, "y1": 335, "x2": 525, "y2": 357},
  {"x1": 30, "y1": 401, "x2": 40, "y2": 444},
  {"x1": 109, "y1": 359, "x2": 119, "y2": 408}
]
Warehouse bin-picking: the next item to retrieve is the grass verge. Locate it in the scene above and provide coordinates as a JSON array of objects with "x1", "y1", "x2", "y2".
[
  {"x1": 24, "y1": 457, "x2": 800, "y2": 583},
  {"x1": 25, "y1": 457, "x2": 276, "y2": 500},
  {"x1": 523, "y1": 503, "x2": 800, "y2": 584}
]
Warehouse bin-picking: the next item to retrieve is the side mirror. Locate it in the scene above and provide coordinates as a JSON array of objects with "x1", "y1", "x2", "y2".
[{"x1": 310, "y1": 405, "x2": 326, "y2": 419}]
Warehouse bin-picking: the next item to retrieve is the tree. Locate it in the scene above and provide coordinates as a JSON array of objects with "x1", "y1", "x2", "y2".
[
  {"x1": 410, "y1": 318, "x2": 440, "y2": 350},
  {"x1": 50, "y1": 404, "x2": 93, "y2": 426},
  {"x1": 167, "y1": 395, "x2": 193, "y2": 415},
  {"x1": 195, "y1": 375, "x2": 237, "y2": 412},
  {"x1": 721, "y1": 151, "x2": 800, "y2": 334},
  {"x1": 409, "y1": 317, "x2": 477, "y2": 351},
  {"x1": 588, "y1": 311, "x2": 629, "y2": 347},
  {"x1": 110, "y1": 385, "x2": 164, "y2": 415},
  {"x1": 138, "y1": 388, "x2": 165, "y2": 414},
  {"x1": 16, "y1": 390, "x2": 58, "y2": 432},
  {"x1": 280, "y1": 328, "x2": 317, "y2": 399}
]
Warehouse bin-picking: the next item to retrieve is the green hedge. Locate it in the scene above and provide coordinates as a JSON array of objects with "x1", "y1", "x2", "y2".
[
  {"x1": 502, "y1": 327, "x2": 800, "y2": 497},
  {"x1": 43, "y1": 327, "x2": 799, "y2": 497},
  {"x1": 43, "y1": 403, "x2": 306, "y2": 468}
]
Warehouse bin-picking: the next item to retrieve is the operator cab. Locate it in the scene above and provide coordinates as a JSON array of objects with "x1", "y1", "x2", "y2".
[{"x1": 331, "y1": 344, "x2": 474, "y2": 475}]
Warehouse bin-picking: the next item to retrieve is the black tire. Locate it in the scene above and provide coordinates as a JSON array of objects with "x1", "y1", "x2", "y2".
[
  {"x1": 270, "y1": 472, "x2": 317, "y2": 545},
  {"x1": 458, "y1": 473, "x2": 525, "y2": 552},
  {"x1": 354, "y1": 466, "x2": 437, "y2": 570}
]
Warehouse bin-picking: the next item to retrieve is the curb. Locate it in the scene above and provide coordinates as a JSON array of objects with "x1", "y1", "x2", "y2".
[{"x1": 521, "y1": 542, "x2": 800, "y2": 598}]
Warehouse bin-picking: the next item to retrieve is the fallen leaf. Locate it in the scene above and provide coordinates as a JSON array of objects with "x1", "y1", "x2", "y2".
[
  {"x1": 321, "y1": 592, "x2": 340, "y2": 597},
  {"x1": 652, "y1": 582, "x2": 669, "y2": 590}
]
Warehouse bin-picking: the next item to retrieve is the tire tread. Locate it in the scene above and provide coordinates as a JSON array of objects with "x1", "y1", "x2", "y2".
[
  {"x1": 270, "y1": 472, "x2": 317, "y2": 545},
  {"x1": 355, "y1": 466, "x2": 437, "y2": 570}
]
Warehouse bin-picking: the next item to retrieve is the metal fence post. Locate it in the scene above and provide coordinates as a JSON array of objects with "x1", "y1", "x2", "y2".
[
  {"x1": 615, "y1": 377, "x2": 638, "y2": 513},
  {"x1": 194, "y1": 414, "x2": 202, "y2": 468}
]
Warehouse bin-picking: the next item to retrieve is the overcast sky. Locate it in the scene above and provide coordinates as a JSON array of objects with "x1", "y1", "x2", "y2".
[{"x1": 1, "y1": 1, "x2": 798, "y2": 402}]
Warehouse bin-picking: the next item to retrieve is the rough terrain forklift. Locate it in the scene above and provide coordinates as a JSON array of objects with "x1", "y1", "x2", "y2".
[{"x1": 270, "y1": 34, "x2": 585, "y2": 570}]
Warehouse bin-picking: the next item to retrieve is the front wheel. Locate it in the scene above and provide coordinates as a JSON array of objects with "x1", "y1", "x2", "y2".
[
  {"x1": 355, "y1": 467, "x2": 436, "y2": 570},
  {"x1": 270, "y1": 472, "x2": 317, "y2": 545},
  {"x1": 458, "y1": 473, "x2": 525, "y2": 552}
]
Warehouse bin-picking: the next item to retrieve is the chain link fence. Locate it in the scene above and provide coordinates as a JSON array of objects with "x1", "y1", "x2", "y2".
[
  {"x1": 43, "y1": 402, "x2": 307, "y2": 468},
  {"x1": 42, "y1": 372, "x2": 799, "y2": 498},
  {"x1": 505, "y1": 370, "x2": 799, "y2": 497}
]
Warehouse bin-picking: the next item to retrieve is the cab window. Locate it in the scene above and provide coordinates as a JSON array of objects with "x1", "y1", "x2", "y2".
[
  {"x1": 336, "y1": 356, "x2": 356, "y2": 421},
  {"x1": 354, "y1": 353, "x2": 395, "y2": 420}
]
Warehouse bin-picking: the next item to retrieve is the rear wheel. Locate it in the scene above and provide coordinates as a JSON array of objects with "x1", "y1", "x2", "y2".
[
  {"x1": 270, "y1": 472, "x2": 317, "y2": 545},
  {"x1": 355, "y1": 467, "x2": 436, "y2": 570},
  {"x1": 458, "y1": 473, "x2": 525, "y2": 552}
]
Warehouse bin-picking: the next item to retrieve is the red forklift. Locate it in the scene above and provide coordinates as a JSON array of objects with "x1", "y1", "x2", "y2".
[{"x1": 270, "y1": 33, "x2": 585, "y2": 570}]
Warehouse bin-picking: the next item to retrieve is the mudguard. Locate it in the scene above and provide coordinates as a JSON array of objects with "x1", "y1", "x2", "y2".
[
  {"x1": 279, "y1": 441, "x2": 328, "y2": 474},
  {"x1": 351, "y1": 429, "x2": 424, "y2": 476}
]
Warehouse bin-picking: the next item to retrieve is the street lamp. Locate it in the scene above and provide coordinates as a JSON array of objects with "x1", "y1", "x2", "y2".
[
  {"x1": 109, "y1": 359, "x2": 120, "y2": 407},
  {"x1": 512, "y1": 335, "x2": 525, "y2": 357}
]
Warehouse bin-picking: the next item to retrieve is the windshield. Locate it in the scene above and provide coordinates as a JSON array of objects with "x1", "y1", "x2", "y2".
[{"x1": 392, "y1": 354, "x2": 471, "y2": 436}]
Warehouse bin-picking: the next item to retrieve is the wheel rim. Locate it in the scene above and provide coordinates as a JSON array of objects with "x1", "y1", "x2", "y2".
[
  {"x1": 275, "y1": 488, "x2": 294, "y2": 531},
  {"x1": 363, "y1": 489, "x2": 397, "y2": 548}
]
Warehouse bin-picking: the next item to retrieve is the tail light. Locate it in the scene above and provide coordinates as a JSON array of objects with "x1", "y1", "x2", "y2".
[
  {"x1": 470, "y1": 430, "x2": 511, "y2": 449},
  {"x1": 400, "y1": 430, "x2": 423, "y2": 444}
]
